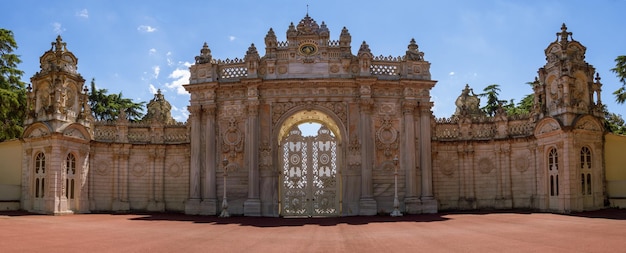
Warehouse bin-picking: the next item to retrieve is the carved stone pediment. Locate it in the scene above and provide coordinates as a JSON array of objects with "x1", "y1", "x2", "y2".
[
  {"x1": 574, "y1": 116, "x2": 602, "y2": 132},
  {"x1": 534, "y1": 118, "x2": 561, "y2": 136}
]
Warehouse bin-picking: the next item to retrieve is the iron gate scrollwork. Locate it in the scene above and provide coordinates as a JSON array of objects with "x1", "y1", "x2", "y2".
[{"x1": 281, "y1": 125, "x2": 339, "y2": 217}]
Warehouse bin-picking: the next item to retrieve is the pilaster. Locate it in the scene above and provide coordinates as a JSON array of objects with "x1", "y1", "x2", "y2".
[
  {"x1": 358, "y1": 88, "x2": 377, "y2": 215},
  {"x1": 112, "y1": 144, "x2": 130, "y2": 212},
  {"x1": 244, "y1": 85, "x2": 261, "y2": 216},
  {"x1": 201, "y1": 104, "x2": 217, "y2": 215},
  {"x1": 185, "y1": 105, "x2": 202, "y2": 214},
  {"x1": 402, "y1": 100, "x2": 420, "y2": 214},
  {"x1": 419, "y1": 106, "x2": 437, "y2": 213}
]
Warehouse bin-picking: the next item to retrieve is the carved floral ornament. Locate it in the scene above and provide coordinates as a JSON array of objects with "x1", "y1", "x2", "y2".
[
  {"x1": 478, "y1": 157, "x2": 494, "y2": 174},
  {"x1": 222, "y1": 117, "x2": 243, "y2": 158},
  {"x1": 259, "y1": 141, "x2": 272, "y2": 171},
  {"x1": 376, "y1": 116, "x2": 399, "y2": 158},
  {"x1": 515, "y1": 155, "x2": 529, "y2": 173},
  {"x1": 167, "y1": 163, "x2": 183, "y2": 177},
  {"x1": 272, "y1": 101, "x2": 347, "y2": 130},
  {"x1": 439, "y1": 155, "x2": 455, "y2": 176}
]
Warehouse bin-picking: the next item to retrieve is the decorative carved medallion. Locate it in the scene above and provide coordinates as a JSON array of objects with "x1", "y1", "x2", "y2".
[
  {"x1": 439, "y1": 157, "x2": 455, "y2": 176},
  {"x1": 131, "y1": 163, "x2": 147, "y2": 177},
  {"x1": 168, "y1": 163, "x2": 183, "y2": 177},
  {"x1": 222, "y1": 117, "x2": 244, "y2": 158},
  {"x1": 95, "y1": 161, "x2": 109, "y2": 176},
  {"x1": 515, "y1": 155, "x2": 529, "y2": 173},
  {"x1": 478, "y1": 157, "x2": 494, "y2": 174},
  {"x1": 299, "y1": 43, "x2": 318, "y2": 56},
  {"x1": 376, "y1": 116, "x2": 399, "y2": 158}
]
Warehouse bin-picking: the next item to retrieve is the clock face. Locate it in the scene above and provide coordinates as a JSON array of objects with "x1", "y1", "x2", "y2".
[{"x1": 299, "y1": 44, "x2": 317, "y2": 56}]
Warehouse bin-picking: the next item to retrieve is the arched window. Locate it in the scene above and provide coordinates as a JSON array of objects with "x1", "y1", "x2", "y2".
[
  {"x1": 65, "y1": 153, "x2": 76, "y2": 199},
  {"x1": 548, "y1": 148, "x2": 559, "y2": 196},
  {"x1": 34, "y1": 152, "x2": 46, "y2": 198},
  {"x1": 580, "y1": 147, "x2": 592, "y2": 195}
]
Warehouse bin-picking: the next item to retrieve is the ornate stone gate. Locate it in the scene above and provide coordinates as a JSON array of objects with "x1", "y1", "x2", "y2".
[
  {"x1": 184, "y1": 14, "x2": 437, "y2": 217},
  {"x1": 280, "y1": 124, "x2": 339, "y2": 216}
]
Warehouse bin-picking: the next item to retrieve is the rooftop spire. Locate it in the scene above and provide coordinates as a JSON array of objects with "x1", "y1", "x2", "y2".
[{"x1": 557, "y1": 23, "x2": 572, "y2": 43}]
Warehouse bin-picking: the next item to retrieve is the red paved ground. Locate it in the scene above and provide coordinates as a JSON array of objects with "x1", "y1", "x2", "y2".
[{"x1": 1, "y1": 209, "x2": 625, "y2": 253}]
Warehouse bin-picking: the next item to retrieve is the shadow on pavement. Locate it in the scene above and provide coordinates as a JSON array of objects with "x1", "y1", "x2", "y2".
[
  {"x1": 127, "y1": 213, "x2": 450, "y2": 227},
  {"x1": 567, "y1": 208, "x2": 626, "y2": 220}
]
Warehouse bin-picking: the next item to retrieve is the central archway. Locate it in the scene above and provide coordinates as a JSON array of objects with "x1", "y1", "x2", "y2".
[{"x1": 277, "y1": 110, "x2": 343, "y2": 217}]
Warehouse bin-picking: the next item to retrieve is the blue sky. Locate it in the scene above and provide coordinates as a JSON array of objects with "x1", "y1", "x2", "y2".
[{"x1": 3, "y1": 0, "x2": 625, "y2": 121}]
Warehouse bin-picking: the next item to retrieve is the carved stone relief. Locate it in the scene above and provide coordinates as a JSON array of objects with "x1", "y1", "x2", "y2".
[
  {"x1": 478, "y1": 157, "x2": 494, "y2": 174},
  {"x1": 439, "y1": 156, "x2": 455, "y2": 176},
  {"x1": 515, "y1": 155, "x2": 529, "y2": 173},
  {"x1": 271, "y1": 101, "x2": 347, "y2": 127},
  {"x1": 94, "y1": 160, "x2": 109, "y2": 176},
  {"x1": 167, "y1": 163, "x2": 183, "y2": 177},
  {"x1": 63, "y1": 128, "x2": 86, "y2": 140},
  {"x1": 222, "y1": 117, "x2": 244, "y2": 158},
  {"x1": 131, "y1": 162, "x2": 147, "y2": 177},
  {"x1": 347, "y1": 135, "x2": 361, "y2": 170},
  {"x1": 375, "y1": 116, "x2": 398, "y2": 158},
  {"x1": 259, "y1": 141, "x2": 272, "y2": 171}
]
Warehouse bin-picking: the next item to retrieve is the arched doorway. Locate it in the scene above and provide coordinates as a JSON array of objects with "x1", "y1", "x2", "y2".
[{"x1": 277, "y1": 110, "x2": 343, "y2": 217}]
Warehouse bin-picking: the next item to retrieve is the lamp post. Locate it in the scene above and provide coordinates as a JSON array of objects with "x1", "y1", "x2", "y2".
[
  {"x1": 219, "y1": 157, "x2": 230, "y2": 218},
  {"x1": 391, "y1": 155, "x2": 403, "y2": 217}
]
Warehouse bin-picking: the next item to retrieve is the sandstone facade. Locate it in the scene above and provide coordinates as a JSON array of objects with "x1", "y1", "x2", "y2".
[{"x1": 20, "y1": 17, "x2": 605, "y2": 216}]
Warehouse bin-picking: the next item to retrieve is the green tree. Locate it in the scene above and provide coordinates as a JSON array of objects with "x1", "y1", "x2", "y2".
[
  {"x1": 605, "y1": 112, "x2": 626, "y2": 135},
  {"x1": 611, "y1": 55, "x2": 626, "y2": 104},
  {"x1": 479, "y1": 84, "x2": 507, "y2": 116},
  {"x1": 504, "y1": 81, "x2": 535, "y2": 116},
  {"x1": 0, "y1": 29, "x2": 26, "y2": 142},
  {"x1": 88, "y1": 78, "x2": 145, "y2": 121}
]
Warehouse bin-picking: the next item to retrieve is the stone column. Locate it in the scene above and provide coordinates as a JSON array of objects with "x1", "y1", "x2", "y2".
[
  {"x1": 76, "y1": 149, "x2": 91, "y2": 213},
  {"x1": 112, "y1": 144, "x2": 130, "y2": 212},
  {"x1": 359, "y1": 97, "x2": 377, "y2": 215},
  {"x1": 402, "y1": 100, "x2": 420, "y2": 214},
  {"x1": 147, "y1": 147, "x2": 165, "y2": 212},
  {"x1": 244, "y1": 95, "x2": 261, "y2": 216},
  {"x1": 419, "y1": 107, "x2": 438, "y2": 213},
  {"x1": 200, "y1": 105, "x2": 218, "y2": 215},
  {"x1": 185, "y1": 105, "x2": 202, "y2": 214}
]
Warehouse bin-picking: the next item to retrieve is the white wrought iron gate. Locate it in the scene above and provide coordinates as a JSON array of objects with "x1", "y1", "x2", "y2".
[{"x1": 280, "y1": 125, "x2": 339, "y2": 217}]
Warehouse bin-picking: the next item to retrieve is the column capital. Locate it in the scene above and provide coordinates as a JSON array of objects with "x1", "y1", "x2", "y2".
[
  {"x1": 402, "y1": 100, "x2": 417, "y2": 114},
  {"x1": 203, "y1": 104, "x2": 217, "y2": 116},
  {"x1": 247, "y1": 100, "x2": 260, "y2": 116},
  {"x1": 360, "y1": 98, "x2": 374, "y2": 114},
  {"x1": 188, "y1": 105, "x2": 202, "y2": 116}
]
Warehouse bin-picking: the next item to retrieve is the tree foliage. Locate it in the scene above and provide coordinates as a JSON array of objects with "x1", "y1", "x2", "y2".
[
  {"x1": 0, "y1": 29, "x2": 26, "y2": 141},
  {"x1": 88, "y1": 78, "x2": 145, "y2": 121},
  {"x1": 504, "y1": 82, "x2": 534, "y2": 116},
  {"x1": 478, "y1": 84, "x2": 507, "y2": 116},
  {"x1": 605, "y1": 112, "x2": 626, "y2": 135},
  {"x1": 612, "y1": 55, "x2": 626, "y2": 104}
]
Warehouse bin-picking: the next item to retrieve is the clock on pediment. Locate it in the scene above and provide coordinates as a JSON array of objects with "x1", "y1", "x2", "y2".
[{"x1": 299, "y1": 43, "x2": 318, "y2": 56}]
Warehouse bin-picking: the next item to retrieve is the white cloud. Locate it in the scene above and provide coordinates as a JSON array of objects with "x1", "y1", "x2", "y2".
[
  {"x1": 76, "y1": 9, "x2": 89, "y2": 18},
  {"x1": 149, "y1": 48, "x2": 157, "y2": 55},
  {"x1": 149, "y1": 84, "x2": 158, "y2": 94},
  {"x1": 449, "y1": 71, "x2": 455, "y2": 76},
  {"x1": 172, "y1": 105, "x2": 189, "y2": 122},
  {"x1": 52, "y1": 22, "x2": 65, "y2": 34},
  {"x1": 165, "y1": 63, "x2": 191, "y2": 95},
  {"x1": 166, "y1": 52, "x2": 173, "y2": 66},
  {"x1": 137, "y1": 25, "x2": 157, "y2": 33},
  {"x1": 229, "y1": 35, "x2": 236, "y2": 41},
  {"x1": 153, "y1": 65, "x2": 160, "y2": 79}
]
